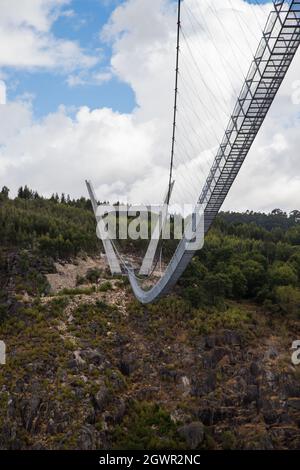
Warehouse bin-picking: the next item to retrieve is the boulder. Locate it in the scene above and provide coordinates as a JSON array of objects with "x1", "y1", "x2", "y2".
[
  {"x1": 93, "y1": 386, "x2": 110, "y2": 412},
  {"x1": 264, "y1": 346, "x2": 279, "y2": 360},
  {"x1": 287, "y1": 398, "x2": 300, "y2": 410},
  {"x1": 119, "y1": 353, "x2": 138, "y2": 377},
  {"x1": 77, "y1": 425, "x2": 98, "y2": 450},
  {"x1": 250, "y1": 361, "x2": 261, "y2": 377},
  {"x1": 20, "y1": 395, "x2": 41, "y2": 433},
  {"x1": 243, "y1": 385, "x2": 259, "y2": 405},
  {"x1": 178, "y1": 422, "x2": 204, "y2": 449}
]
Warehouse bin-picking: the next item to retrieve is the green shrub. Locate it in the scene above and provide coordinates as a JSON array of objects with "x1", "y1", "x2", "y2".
[
  {"x1": 190, "y1": 306, "x2": 251, "y2": 336},
  {"x1": 99, "y1": 281, "x2": 113, "y2": 292},
  {"x1": 112, "y1": 402, "x2": 185, "y2": 450},
  {"x1": 275, "y1": 285, "x2": 300, "y2": 317}
]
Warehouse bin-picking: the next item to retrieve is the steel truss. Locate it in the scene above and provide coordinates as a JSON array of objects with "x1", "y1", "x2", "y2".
[{"x1": 200, "y1": 0, "x2": 300, "y2": 232}]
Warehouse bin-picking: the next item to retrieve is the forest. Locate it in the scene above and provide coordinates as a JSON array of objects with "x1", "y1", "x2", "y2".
[
  {"x1": 1, "y1": 184, "x2": 300, "y2": 318},
  {"x1": 1, "y1": 185, "x2": 300, "y2": 450}
]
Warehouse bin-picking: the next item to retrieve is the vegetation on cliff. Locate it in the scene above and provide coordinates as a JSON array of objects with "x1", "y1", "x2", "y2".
[{"x1": 0, "y1": 186, "x2": 299, "y2": 450}]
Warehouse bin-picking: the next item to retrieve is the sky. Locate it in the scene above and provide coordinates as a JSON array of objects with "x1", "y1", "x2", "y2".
[{"x1": 0, "y1": 0, "x2": 299, "y2": 212}]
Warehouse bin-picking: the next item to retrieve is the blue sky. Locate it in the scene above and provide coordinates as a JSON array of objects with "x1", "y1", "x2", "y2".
[
  {"x1": 6, "y1": 0, "x2": 135, "y2": 117},
  {"x1": 5, "y1": 0, "x2": 269, "y2": 119}
]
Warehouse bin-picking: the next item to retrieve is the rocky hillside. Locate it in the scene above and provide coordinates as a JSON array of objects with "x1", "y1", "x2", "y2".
[
  {"x1": 0, "y1": 253, "x2": 299, "y2": 450},
  {"x1": 0, "y1": 190, "x2": 300, "y2": 450}
]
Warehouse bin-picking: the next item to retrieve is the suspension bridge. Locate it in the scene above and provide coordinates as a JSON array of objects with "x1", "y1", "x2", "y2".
[{"x1": 87, "y1": 0, "x2": 300, "y2": 304}]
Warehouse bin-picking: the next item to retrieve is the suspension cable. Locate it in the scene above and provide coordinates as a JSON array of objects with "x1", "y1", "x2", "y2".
[{"x1": 167, "y1": 0, "x2": 181, "y2": 205}]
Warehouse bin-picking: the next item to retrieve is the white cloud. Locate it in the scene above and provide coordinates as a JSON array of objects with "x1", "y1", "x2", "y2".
[
  {"x1": 0, "y1": 0, "x2": 68, "y2": 32},
  {"x1": 66, "y1": 75, "x2": 86, "y2": 87},
  {"x1": 0, "y1": 80, "x2": 6, "y2": 104},
  {"x1": 0, "y1": 0, "x2": 97, "y2": 71},
  {"x1": 93, "y1": 71, "x2": 113, "y2": 84},
  {"x1": 0, "y1": 103, "x2": 158, "y2": 200},
  {"x1": 67, "y1": 70, "x2": 113, "y2": 87},
  {"x1": 0, "y1": 0, "x2": 299, "y2": 213}
]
